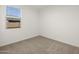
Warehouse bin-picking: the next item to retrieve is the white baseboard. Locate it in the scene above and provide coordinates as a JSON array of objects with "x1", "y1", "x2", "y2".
[
  {"x1": 41, "y1": 35, "x2": 79, "y2": 48},
  {"x1": 0, "y1": 34, "x2": 39, "y2": 47}
]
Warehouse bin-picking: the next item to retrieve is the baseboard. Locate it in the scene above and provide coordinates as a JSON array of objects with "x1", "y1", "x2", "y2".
[
  {"x1": 1, "y1": 34, "x2": 79, "y2": 48},
  {"x1": 0, "y1": 34, "x2": 40, "y2": 47},
  {"x1": 40, "y1": 35, "x2": 79, "y2": 48}
]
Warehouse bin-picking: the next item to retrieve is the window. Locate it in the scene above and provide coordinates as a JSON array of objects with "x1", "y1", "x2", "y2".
[{"x1": 6, "y1": 6, "x2": 21, "y2": 28}]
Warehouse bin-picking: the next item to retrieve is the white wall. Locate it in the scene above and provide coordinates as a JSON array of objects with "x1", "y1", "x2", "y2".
[
  {"x1": 0, "y1": 6, "x2": 4, "y2": 45},
  {"x1": 1, "y1": 5, "x2": 79, "y2": 47},
  {"x1": 40, "y1": 6, "x2": 79, "y2": 47},
  {"x1": 0, "y1": 5, "x2": 39, "y2": 46}
]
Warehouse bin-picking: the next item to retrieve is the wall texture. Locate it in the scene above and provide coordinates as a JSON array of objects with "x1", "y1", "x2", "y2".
[
  {"x1": 40, "y1": 6, "x2": 79, "y2": 47},
  {"x1": 0, "y1": 5, "x2": 39, "y2": 46}
]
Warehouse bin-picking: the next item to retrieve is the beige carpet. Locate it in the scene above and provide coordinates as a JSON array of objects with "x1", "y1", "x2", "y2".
[{"x1": 0, "y1": 36, "x2": 79, "y2": 54}]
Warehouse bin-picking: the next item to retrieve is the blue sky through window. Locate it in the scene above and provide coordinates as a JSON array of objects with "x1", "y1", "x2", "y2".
[{"x1": 6, "y1": 6, "x2": 20, "y2": 17}]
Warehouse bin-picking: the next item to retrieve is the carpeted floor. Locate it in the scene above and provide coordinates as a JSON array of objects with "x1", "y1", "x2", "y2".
[{"x1": 0, "y1": 36, "x2": 79, "y2": 54}]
